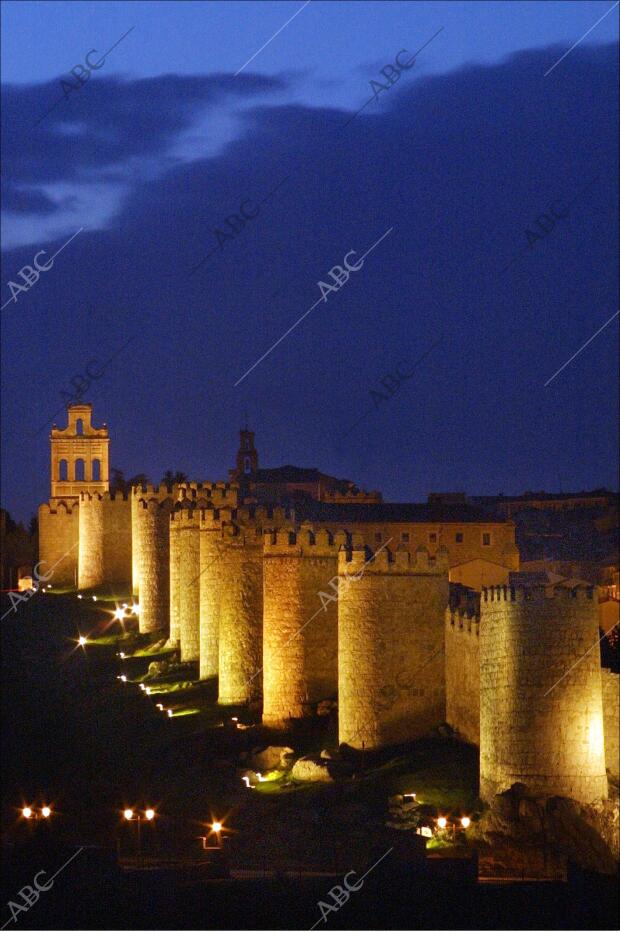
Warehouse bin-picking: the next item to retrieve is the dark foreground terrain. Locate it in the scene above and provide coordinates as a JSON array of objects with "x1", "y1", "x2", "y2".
[{"x1": 1, "y1": 590, "x2": 618, "y2": 929}]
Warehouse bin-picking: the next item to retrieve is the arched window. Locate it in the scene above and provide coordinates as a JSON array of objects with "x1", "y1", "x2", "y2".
[
  {"x1": 75, "y1": 418, "x2": 84, "y2": 436},
  {"x1": 244, "y1": 456, "x2": 252, "y2": 473},
  {"x1": 59, "y1": 459, "x2": 68, "y2": 481},
  {"x1": 92, "y1": 459, "x2": 101, "y2": 481},
  {"x1": 75, "y1": 459, "x2": 85, "y2": 481}
]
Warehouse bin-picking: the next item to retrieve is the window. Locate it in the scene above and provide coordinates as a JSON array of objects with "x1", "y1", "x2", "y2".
[
  {"x1": 429, "y1": 533, "x2": 437, "y2": 544},
  {"x1": 92, "y1": 459, "x2": 101, "y2": 481},
  {"x1": 75, "y1": 418, "x2": 83, "y2": 435},
  {"x1": 243, "y1": 437, "x2": 250, "y2": 450},
  {"x1": 455, "y1": 532, "x2": 463, "y2": 543},
  {"x1": 59, "y1": 459, "x2": 68, "y2": 481},
  {"x1": 244, "y1": 456, "x2": 252, "y2": 473},
  {"x1": 75, "y1": 458, "x2": 85, "y2": 481},
  {"x1": 482, "y1": 532, "x2": 491, "y2": 546},
  {"x1": 401, "y1": 532, "x2": 410, "y2": 543},
  {"x1": 375, "y1": 532, "x2": 382, "y2": 543}
]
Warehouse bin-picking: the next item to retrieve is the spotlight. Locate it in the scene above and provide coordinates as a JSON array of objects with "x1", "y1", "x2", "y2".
[
  {"x1": 120, "y1": 675, "x2": 127, "y2": 682},
  {"x1": 145, "y1": 687, "x2": 151, "y2": 696},
  {"x1": 156, "y1": 703, "x2": 164, "y2": 711},
  {"x1": 113, "y1": 608, "x2": 125, "y2": 622},
  {"x1": 139, "y1": 683, "x2": 146, "y2": 691},
  {"x1": 211, "y1": 821, "x2": 222, "y2": 833},
  {"x1": 77, "y1": 594, "x2": 83, "y2": 600},
  {"x1": 22, "y1": 807, "x2": 33, "y2": 819},
  {"x1": 78, "y1": 636, "x2": 87, "y2": 646},
  {"x1": 119, "y1": 652, "x2": 125, "y2": 659},
  {"x1": 92, "y1": 596, "x2": 97, "y2": 602},
  {"x1": 167, "y1": 709, "x2": 173, "y2": 718},
  {"x1": 132, "y1": 603, "x2": 140, "y2": 615},
  {"x1": 41, "y1": 806, "x2": 51, "y2": 818}
]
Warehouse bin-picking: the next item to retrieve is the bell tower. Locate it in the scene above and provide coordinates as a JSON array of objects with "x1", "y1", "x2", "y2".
[
  {"x1": 50, "y1": 403, "x2": 110, "y2": 499},
  {"x1": 234, "y1": 429, "x2": 258, "y2": 478}
]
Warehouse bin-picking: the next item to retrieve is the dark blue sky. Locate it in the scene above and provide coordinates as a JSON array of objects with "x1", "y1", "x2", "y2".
[{"x1": 1, "y1": 1, "x2": 618, "y2": 521}]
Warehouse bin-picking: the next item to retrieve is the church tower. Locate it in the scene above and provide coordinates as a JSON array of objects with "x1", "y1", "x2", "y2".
[
  {"x1": 50, "y1": 403, "x2": 110, "y2": 499},
  {"x1": 233, "y1": 429, "x2": 258, "y2": 478}
]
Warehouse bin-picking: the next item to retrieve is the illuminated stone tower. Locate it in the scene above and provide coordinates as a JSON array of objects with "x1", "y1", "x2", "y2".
[
  {"x1": 479, "y1": 584, "x2": 608, "y2": 804},
  {"x1": 50, "y1": 404, "x2": 109, "y2": 499},
  {"x1": 338, "y1": 543, "x2": 450, "y2": 750}
]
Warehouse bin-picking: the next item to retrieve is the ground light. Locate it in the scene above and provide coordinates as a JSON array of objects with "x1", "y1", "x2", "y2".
[
  {"x1": 113, "y1": 607, "x2": 126, "y2": 622},
  {"x1": 167, "y1": 709, "x2": 173, "y2": 718},
  {"x1": 78, "y1": 636, "x2": 87, "y2": 646}
]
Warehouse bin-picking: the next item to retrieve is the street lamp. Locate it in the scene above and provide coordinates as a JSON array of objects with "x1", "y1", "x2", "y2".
[
  {"x1": 460, "y1": 816, "x2": 471, "y2": 829},
  {"x1": 437, "y1": 816, "x2": 447, "y2": 830},
  {"x1": 22, "y1": 807, "x2": 32, "y2": 819},
  {"x1": 41, "y1": 806, "x2": 51, "y2": 819}
]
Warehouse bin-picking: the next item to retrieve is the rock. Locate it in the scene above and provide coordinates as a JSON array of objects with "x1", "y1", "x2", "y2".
[
  {"x1": 250, "y1": 746, "x2": 295, "y2": 771},
  {"x1": 317, "y1": 699, "x2": 337, "y2": 716},
  {"x1": 320, "y1": 748, "x2": 337, "y2": 760},
  {"x1": 291, "y1": 756, "x2": 334, "y2": 783}
]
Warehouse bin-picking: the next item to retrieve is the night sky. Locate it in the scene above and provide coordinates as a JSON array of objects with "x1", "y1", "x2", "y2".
[{"x1": 1, "y1": 1, "x2": 618, "y2": 522}]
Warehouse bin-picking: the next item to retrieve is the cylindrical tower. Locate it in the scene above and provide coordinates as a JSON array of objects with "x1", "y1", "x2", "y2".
[
  {"x1": 176, "y1": 506, "x2": 200, "y2": 661},
  {"x1": 135, "y1": 496, "x2": 174, "y2": 634},
  {"x1": 198, "y1": 508, "x2": 231, "y2": 680},
  {"x1": 480, "y1": 584, "x2": 607, "y2": 804},
  {"x1": 78, "y1": 491, "x2": 131, "y2": 591},
  {"x1": 338, "y1": 544, "x2": 449, "y2": 750},
  {"x1": 217, "y1": 521, "x2": 264, "y2": 705},
  {"x1": 78, "y1": 492, "x2": 105, "y2": 590},
  {"x1": 131, "y1": 483, "x2": 178, "y2": 601},
  {"x1": 169, "y1": 508, "x2": 181, "y2": 647},
  {"x1": 262, "y1": 526, "x2": 343, "y2": 727}
]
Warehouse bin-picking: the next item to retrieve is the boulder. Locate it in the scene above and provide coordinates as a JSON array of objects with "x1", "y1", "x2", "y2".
[
  {"x1": 250, "y1": 746, "x2": 295, "y2": 771},
  {"x1": 291, "y1": 756, "x2": 334, "y2": 783}
]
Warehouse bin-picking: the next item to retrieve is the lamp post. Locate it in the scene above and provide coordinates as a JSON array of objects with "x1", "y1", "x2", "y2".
[{"x1": 122, "y1": 808, "x2": 156, "y2": 867}]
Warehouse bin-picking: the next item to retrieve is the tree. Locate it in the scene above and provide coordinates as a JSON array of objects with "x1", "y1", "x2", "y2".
[{"x1": 161, "y1": 470, "x2": 188, "y2": 487}]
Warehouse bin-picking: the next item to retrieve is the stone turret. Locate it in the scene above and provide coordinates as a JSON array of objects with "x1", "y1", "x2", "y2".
[
  {"x1": 170, "y1": 506, "x2": 201, "y2": 660},
  {"x1": 479, "y1": 584, "x2": 607, "y2": 804},
  {"x1": 338, "y1": 543, "x2": 450, "y2": 750},
  {"x1": 77, "y1": 491, "x2": 131, "y2": 590},
  {"x1": 134, "y1": 494, "x2": 174, "y2": 634},
  {"x1": 217, "y1": 512, "x2": 268, "y2": 705},
  {"x1": 262, "y1": 525, "x2": 346, "y2": 727}
]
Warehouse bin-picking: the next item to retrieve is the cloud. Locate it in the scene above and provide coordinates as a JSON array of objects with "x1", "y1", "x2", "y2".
[{"x1": 1, "y1": 43, "x2": 618, "y2": 519}]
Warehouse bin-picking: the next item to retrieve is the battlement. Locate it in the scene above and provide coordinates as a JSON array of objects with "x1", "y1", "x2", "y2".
[
  {"x1": 132, "y1": 482, "x2": 179, "y2": 500},
  {"x1": 264, "y1": 525, "x2": 349, "y2": 555},
  {"x1": 79, "y1": 490, "x2": 130, "y2": 504},
  {"x1": 137, "y1": 497, "x2": 175, "y2": 515},
  {"x1": 339, "y1": 544, "x2": 450, "y2": 575},
  {"x1": 446, "y1": 606, "x2": 481, "y2": 635},
  {"x1": 221, "y1": 522, "x2": 263, "y2": 546},
  {"x1": 40, "y1": 500, "x2": 78, "y2": 516},
  {"x1": 482, "y1": 582, "x2": 595, "y2": 603},
  {"x1": 170, "y1": 506, "x2": 200, "y2": 525}
]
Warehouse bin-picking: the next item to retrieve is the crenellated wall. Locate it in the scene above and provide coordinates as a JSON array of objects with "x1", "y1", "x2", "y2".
[
  {"x1": 338, "y1": 544, "x2": 450, "y2": 750},
  {"x1": 134, "y1": 496, "x2": 174, "y2": 634},
  {"x1": 217, "y1": 517, "x2": 265, "y2": 705},
  {"x1": 601, "y1": 668, "x2": 619, "y2": 781},
  {"x1": 445, "y1": 595, "x2": 480, "y2": 745},
  {"x1": 480, "y1": 584, "x2": 608, "y2": 804},
  {"x1": 262, "y1": 525, "x2": 345, "y2": 727},
  {"x1": 77, "y1": 492, "x2": 131, "y2": 590},
  {"x1": 173, "y1": 506, "x2": 201, "y2": 661},
  {"x1": 38, "y1": 500, "x2": 79, "y2": 588}
]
